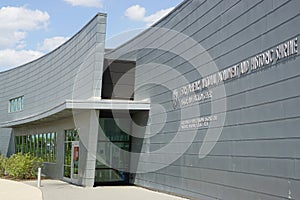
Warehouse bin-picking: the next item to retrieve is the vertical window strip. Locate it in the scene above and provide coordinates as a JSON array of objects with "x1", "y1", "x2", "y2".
[{"x1": 14, "y1": 132, "x2": 57, "y2": 163}]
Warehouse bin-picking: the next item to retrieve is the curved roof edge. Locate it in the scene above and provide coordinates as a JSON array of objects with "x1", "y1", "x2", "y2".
[
  {"x1": 151, "y1": 0, "x2": 188, "y2": 27},
  {"x1": 0, "y1": 13, "x2": 107, "y2": 74}
]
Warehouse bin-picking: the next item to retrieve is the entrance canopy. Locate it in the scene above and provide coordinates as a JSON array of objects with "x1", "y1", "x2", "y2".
[{"x1": 0, "y1": 99, "x2": 150, "y2": 128}]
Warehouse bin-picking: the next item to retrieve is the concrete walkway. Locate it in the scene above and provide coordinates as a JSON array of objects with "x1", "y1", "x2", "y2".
[
  {"x1": 0, "y1": 178, "x2": 42, "y2": 200},
  {"x1": 23, "y1": 179, "x2": 188, "y2": 200}
]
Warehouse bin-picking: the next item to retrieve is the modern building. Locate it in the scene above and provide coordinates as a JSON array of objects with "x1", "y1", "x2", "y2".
[{"x1": 0, "y1": 0, "x2": 300, "y2": 199}]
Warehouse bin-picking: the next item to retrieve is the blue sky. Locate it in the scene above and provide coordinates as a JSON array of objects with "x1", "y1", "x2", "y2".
[{"x1": 0, "y1": 0, "x2": 183, "y2": 71}]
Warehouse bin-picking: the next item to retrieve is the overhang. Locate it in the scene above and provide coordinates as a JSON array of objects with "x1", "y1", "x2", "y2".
[{"x1": 0, "y1": 99, "x2": 150, "y2": 128}]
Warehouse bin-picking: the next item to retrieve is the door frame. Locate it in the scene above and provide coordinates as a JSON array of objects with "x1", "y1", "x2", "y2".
[
  {"x1": 71, "y1": 141, "x2": 79, "y2": 181},
  {"x1": 63, "y1": 141, "x2": 79, "y2": 184}
]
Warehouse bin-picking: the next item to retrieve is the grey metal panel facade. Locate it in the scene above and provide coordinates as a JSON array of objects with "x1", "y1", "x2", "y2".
[
  {"x1": 106, "y1": 0, "x2": 300, "y2": 199},
  {"x1": 0, "y1": 128, "x2": 13, "y2": 156},
  {"x1": 0, "y1": 0, "x2": 299, "y2": 198},
  {"x1": 0, "y1": 14, "x2": 107, "y2": 186},
  {"x1": 0, "y1": 13, "x2": 106, "y2": 126}
]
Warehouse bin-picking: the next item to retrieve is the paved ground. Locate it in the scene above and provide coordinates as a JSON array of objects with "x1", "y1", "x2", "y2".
[
  {"x1": 22, "y1": 179, "x2": 188, "y2": 200},
  {"x1": 0, "y1": 179, "x2": 42, "y2": 200}
]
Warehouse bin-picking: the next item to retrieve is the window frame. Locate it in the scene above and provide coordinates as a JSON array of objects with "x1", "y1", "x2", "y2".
[
  {"x1": 8, "y1": 96, "x2": 24, "y2": 113},
  {"x1": 14, "y1": 132, "x2": 57, "y2": 164}
]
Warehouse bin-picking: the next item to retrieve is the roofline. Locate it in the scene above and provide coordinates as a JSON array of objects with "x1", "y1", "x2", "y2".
[{"x1": 0, "y1": 13, "x2": 107, "y2": 74}]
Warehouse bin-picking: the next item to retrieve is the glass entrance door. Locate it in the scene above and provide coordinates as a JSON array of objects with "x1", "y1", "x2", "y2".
[
  {"x1": 95, "y1": 140, "x2": 130, "y2": 184},
  {"x1": 95, "y1": 117, "x2": 131, "y2": 185},
  {"x1": 64, "y1": 129, "x2": 79, "y2": 183}
]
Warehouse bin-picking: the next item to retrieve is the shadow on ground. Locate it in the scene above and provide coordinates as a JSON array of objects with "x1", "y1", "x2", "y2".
[{"x1": 23, "y1": 180, "x2": 188, "y2": 200}]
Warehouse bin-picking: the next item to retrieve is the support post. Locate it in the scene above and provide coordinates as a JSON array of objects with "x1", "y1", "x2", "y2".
[{"x1": 37, "y1": 167, "x2": 41, "y2": 188}]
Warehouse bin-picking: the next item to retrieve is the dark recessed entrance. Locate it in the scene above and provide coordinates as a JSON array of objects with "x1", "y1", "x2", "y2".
[{"x1": 94, "y1": 111, "x2": 131, "y2": 186}]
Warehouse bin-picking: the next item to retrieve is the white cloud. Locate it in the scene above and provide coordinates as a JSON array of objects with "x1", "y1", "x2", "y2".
[
  {"x1": 0, "y1": 35, "x2": 70, "y2": 71},
  {"x1": 125, "y1": 5, "x2": 146, "y2": 21},
  {"x1": 0, "y1": 6, "x2": 49, "y2": 71},
  {"x1": 38, "y1": 36, "x2": 70, "y2": 52},
  {"x1": 144, "y1": 8, "x2": 174, "y2": 26},
  {"x1": 125, "y1": 5, "x2": 174, "y2": 26},
  {"x1": 0, "y1": 49, "x2": 44, "y2": 70},
  {"x1": 63, "y1": 0, "x2": 102, "y2": 8},
  {"x1": 0, "y1": 6, "x2": 49, "y2": 49}
]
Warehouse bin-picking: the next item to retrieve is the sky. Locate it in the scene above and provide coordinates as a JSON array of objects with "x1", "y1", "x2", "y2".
[{"x1": 0, "y1": 0, "x2": 183, "y2": 72}]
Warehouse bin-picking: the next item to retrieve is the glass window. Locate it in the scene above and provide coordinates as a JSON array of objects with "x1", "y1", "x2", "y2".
[
  {"x1": 95, "y1": 118, "x2": 131, "y2": 184},
  {"x1": 12, "y1": 99, "x2": 16, "y2": 112},
  {"x1": 34, "y1": 135, "x2": 38, "y2": 157},
  {"x1": 27, "y1": 135, "x2": 31, "y2": 154},
  {"x1": 50, "y1": 132, "x2": 57, "y2": 162},
  {"x1": 23, "y1": 135, "x2": 27, "y2": 153},
  {"x1": 9, "y1": 96, "x2": 24, "y2": 113},
  {"x1": 10, "y1": 101, "x2": 13, "y2": 113},
  {"x1": 43, "y1": 133, "x2": 47, "y2": 160},
  {"x1": 21, "y1": 96, "x2": 24, "y2": 110},
  {"x1": 14, "y1": 132, "x2": 57, "y2": 163},
  {"x1": 17, "y1": 98, "x2": 20, "y2": 111},
  {"x1": 15, "y1": 136, "x2": 21, "y2": 153},
  {"x1": 31, "y1": 135, "x2": 35, "y2": 155},
  {"x1": 46, "y1": 133, "x2": 51, "y2": 162}
]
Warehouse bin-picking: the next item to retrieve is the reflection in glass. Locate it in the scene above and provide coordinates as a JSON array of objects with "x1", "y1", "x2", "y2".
[
  {"x1": 95, "y1": 118, "x2": 131, "y2": 184},
  {"x1": 14, "y1": 132, "x2": 57, "y2": 163},
  {"x1": 63, "y1": 129, "x2": 79, "y2": 179}
]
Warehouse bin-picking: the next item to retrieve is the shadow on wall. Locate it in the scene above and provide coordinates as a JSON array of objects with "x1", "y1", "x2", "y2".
[
  {"x1": 8, "y1": 130, "x2": 15, "y2": 157},
  {"x1": 129, "y1": 111, "x2": 149, "y2": 184},
  {"x1": 0, "y1": 128, "x2": 14, "y2": 157},
  {"x1": 102, "y1": 59, "x2": 136, "y2": 100}
]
